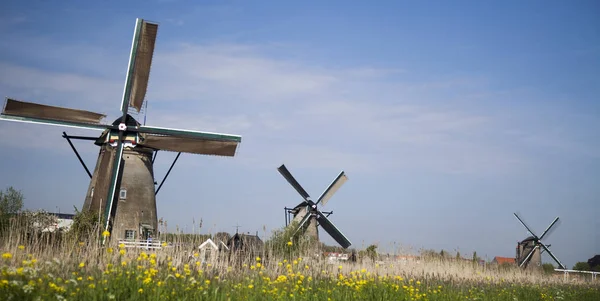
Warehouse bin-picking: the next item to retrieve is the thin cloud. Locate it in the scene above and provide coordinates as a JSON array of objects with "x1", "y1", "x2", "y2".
[
  {"x1": 0, "y1": 15, "x2": 28, "y2": 30},
  {"x1": 1, "y1": 37, "x2": 594, "y2": 177},
  {"x1": 0, "y1": 62, "x2": 122, "y2": 112}
]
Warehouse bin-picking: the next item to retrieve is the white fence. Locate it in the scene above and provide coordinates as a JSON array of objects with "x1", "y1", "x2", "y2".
[
  {"x1": 555, "y1": 269, "x2": 599, "y2": 281},
  {"x1": 118, "y1": 240, "x2": 164, "y2": 250}
]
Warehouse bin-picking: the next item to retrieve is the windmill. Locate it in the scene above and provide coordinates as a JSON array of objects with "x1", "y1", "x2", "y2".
[
  {"x1": 277, "y1": 164, "x2": 351, "y2": 249},
  {"x1": 513, "y1": 213, "x2": 566, "y2": 270},
  {"x1": 0, "y1": 18, "x2": 242, "y2": 243}
]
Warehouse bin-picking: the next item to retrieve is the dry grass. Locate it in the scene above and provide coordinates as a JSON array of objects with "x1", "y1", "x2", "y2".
[{"x1": 1, "y1": 221, "x2": 598, "y2": 300}]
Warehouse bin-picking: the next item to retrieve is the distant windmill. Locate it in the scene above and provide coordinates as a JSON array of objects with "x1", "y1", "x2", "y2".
[
  {"x1": 277, "y1": 164, "x2": 351, "y2": 249},
  {"x1": 513, "y1": 213, "x2": 566, "y2": 270},
  {"x1": 1, "y1": 18, "x2": 242, "y2": 243}
]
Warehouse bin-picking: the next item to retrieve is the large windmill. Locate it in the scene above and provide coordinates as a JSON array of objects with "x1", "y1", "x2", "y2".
[
  {"x1": 277, "y1": 164, "x2": 351, "y2": 249},
  {"x1": 513, "y1": 213, "x2": 566, "y2": 270},
  {"x1": 1, "y1": 18, "x2": 242, "y2": 242}
]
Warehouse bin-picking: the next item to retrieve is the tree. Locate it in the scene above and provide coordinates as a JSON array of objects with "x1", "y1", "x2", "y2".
[
  {"x1": 366, "y1": 244, "x2": 378, "y2": 262},
  {"x1": 542, "y1": 263, "x2": 555, "y2": 274},
  {"x1": 214, "y1": 232, "x2": 231, "y2": 243},
  {"x1": 264, "y1": 221, "x2": 318, "y2": 260},
  {"x1": 419, "y1": 249, "x2": 438, "y2": 259},
  {"x1": 0, "y1": 186, "x2": 24, "y2": 215},
  {"x1": 587, "y1": 255, "x2": 600, "y2": 271},
  {"x1": 572, "y1": 262, "x2": 590, "y2": 271},
  {"x1": 0, "y1": 186, "x2": 24, "y2": 234},
  {"x1": 69, "y1": 206, "x2": 103, "y2": 241},
  {"x1": 456, "y1": 251, "x2": 461, "y2": 260}
]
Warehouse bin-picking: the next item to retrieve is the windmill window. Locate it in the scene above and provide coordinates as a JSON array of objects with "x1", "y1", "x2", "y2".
[
  {"x1": 119, "y1": 189, "x2": 127, "y2": 200},
  {"x1": 90, "y1": 188, "x2": 94, "y2": 198},
  {"x1": 125, "y1": 230, "x2": 136, "y2": 240}
]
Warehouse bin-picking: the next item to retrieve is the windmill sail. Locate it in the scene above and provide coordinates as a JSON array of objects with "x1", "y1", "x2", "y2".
[
  {"x1": 128, "y1": 20, "x2": 158, "y2": 112},
  {"x1": 139, "y1": 134, "x2": 239, "y2": 156},
  {"x1": 277, "y1": 164, "x2": 311, "y2": 201},
  {"x1": 1, "y1": 98, "x2": 108, "y2": 130},
  {"x1": 316, "y1": 170, "x2": 347, "y2": 206},
  {"x1": 539, "y1": 243, "x2": 566, "y2": 269},
  {"x1": 120, "y1": 19, "x2": 158, "y2": 114},
  {"x1": 137, "y1": 125, "x2": 241, "y2": 156},
  {"x1": 316, "y1": 210, "x2": 351, "y2": 249}
]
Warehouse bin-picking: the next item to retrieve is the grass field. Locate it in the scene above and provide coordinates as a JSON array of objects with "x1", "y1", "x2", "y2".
[{"x1": 1, "y1": 235, "x2": 598, "y2": 301}]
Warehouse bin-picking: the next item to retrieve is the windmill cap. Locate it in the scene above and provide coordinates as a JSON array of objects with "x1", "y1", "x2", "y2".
[{"x1": 111, "y1": 114, "x2": 140, "y2": 127}]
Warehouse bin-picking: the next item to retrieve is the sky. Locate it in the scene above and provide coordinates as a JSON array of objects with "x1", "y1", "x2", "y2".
[{"x1": 0, "y1": 0, "x2": 598, "y2": 269}]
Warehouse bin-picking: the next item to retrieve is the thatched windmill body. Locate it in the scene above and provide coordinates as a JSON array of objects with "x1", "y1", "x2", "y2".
[{"x1": 1, "y1": 19, "x2": 242, "y2": 242}]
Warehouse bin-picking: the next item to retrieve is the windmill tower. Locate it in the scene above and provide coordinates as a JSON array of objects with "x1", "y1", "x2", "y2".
[
  {"x1": 513, "y1": 213, "x2": 566, "y2": 270},
  {"x1": 277, "y1": 164, "x2": 351, "y2": 249},
  {"x1": 0, "y1": 18, "x2": 242, "y2": 242}
]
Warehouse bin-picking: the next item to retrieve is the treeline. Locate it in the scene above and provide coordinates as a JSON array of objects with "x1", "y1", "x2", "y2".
[{"x1": 0, "y1": 186, "x2": 105, "y2": 246}]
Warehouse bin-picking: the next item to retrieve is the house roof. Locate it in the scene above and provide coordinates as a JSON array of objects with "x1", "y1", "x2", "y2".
[
  {"x1": 493, "y1": 256, "x2": 516, "y2": 265},
  {"x1": 226, "y1": 233, "x2": 264, "y2": 252},
  {"x1": 218, "y1": 240, "x2": 229, "y2": 250},
  {"x1": 199, "y1": 238, "x2": 218, "y2": 250}
]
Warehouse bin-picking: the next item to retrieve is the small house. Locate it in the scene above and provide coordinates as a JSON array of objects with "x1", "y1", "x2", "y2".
[
  {"x1": 198, "y1": 238, "x2": 219, "y2": 264},
  {"x1": 492, "y1": 256, "x2": 516, "y2": 265},
  {"x1": 225, "y1": 232, "x2": 264, "y2": 259}
]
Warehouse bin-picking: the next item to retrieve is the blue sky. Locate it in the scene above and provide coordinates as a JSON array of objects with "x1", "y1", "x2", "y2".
[{"x1": 0, "y1": 0, "x2": 598, "y2": 268}]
